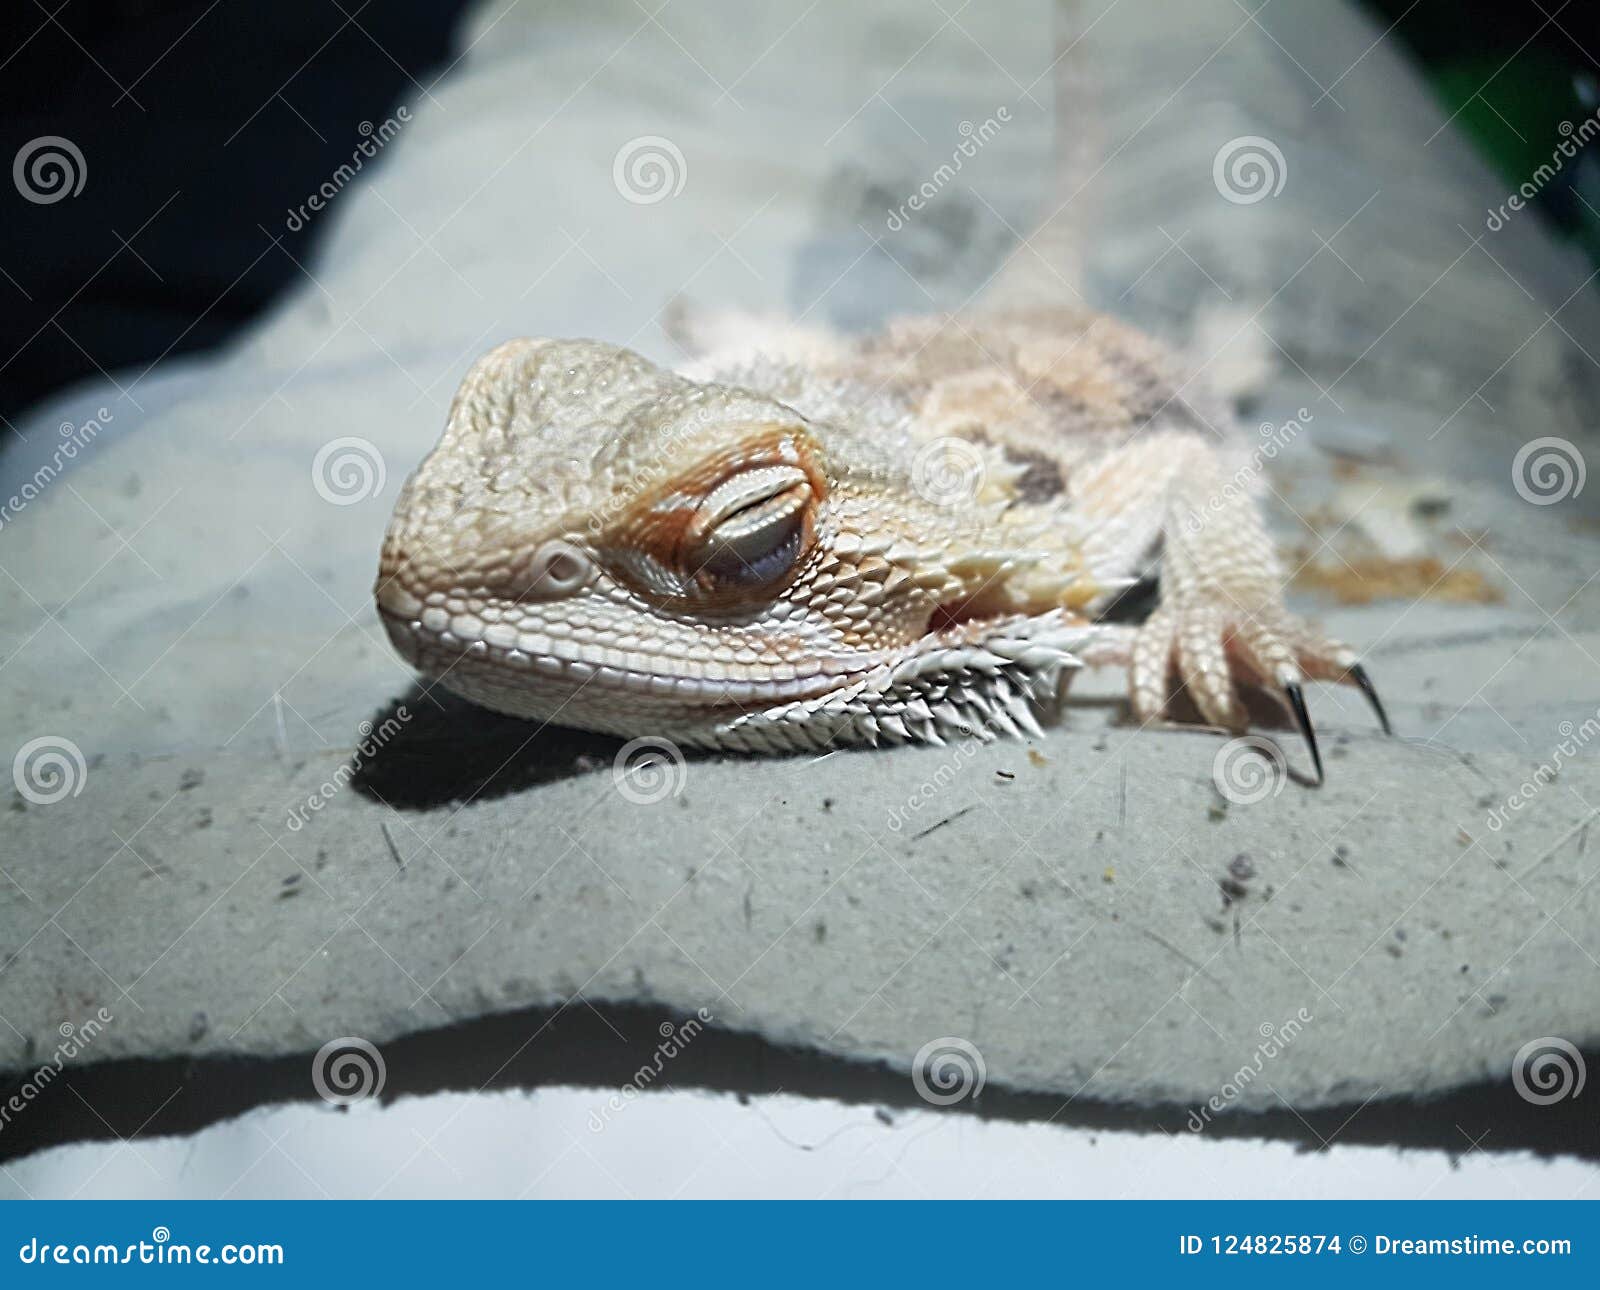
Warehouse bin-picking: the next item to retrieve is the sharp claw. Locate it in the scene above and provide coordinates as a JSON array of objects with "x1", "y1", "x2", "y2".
[
  {"x1": 1347, "y1": 663, "x2": 1392, "y2": 736},
  {"x1": 1283, "y1": 682, "x2": 1323, "y2": 786}
]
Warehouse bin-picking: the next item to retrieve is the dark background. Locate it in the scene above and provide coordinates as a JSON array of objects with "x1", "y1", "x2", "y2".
[
  {"x1": 0, "y1": 0, "x2": 473, "y2": 430},
  {"x1": 1, "y1": 0, "x2": 1598, "y2": 431}
]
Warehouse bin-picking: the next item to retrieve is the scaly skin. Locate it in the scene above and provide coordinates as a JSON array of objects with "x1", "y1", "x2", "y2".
[{"x1": 376, "y1": 308, "x2": 1386, "y2": 769}]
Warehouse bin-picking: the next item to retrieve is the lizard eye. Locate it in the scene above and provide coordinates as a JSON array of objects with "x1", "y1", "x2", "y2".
[
  {"x1": 598, "y1": 430, "x2": 823, "y2": 606},
  {"x1": 690, "y1": 465, "x2": 811, "y2": 590}
]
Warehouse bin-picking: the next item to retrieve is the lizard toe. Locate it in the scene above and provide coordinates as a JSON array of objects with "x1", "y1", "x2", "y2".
[
  {"x1": 1177, "y1": 605, "x2": 1245, "y2": 731},
  {"x1": 1289, "y1": 633, "x2": 1394, "y2": 736},
  {"x1": 1129, "y1": 608, "x2": 1177, "y2": 723},
  {"x1": 1267, "y1": 618, "x2": 1395, "y2": 737}
]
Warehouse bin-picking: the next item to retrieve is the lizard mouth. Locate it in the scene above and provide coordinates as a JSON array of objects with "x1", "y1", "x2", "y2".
[
  {"x1": 376, "y1": 600, "x2": 882, "y2": 708},
  {"x1": 378, "y1": 590, "x2": 1093, "y2": 750}
]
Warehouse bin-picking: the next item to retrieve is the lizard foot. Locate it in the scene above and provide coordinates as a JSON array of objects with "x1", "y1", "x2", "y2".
[{"x1": 1087, "y1": 604, "x2": 1391, "y2": 784}]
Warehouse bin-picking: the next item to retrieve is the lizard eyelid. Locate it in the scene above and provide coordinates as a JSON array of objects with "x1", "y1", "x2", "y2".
[
  {"x1": 690, "y1": 466, "x2": 812, "y2": 590},
  {"x1": 698, "y1": 464, "x2": 809, "y2": 527}
]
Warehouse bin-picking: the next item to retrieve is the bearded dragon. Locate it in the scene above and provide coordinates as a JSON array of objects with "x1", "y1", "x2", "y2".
[{"x1": 375, "y1": 307, "x2": 1388, "y2": 780}]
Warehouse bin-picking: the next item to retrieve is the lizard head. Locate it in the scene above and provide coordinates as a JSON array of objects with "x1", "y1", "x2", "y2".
[{"x1": 376, "y1": 338, "x2": 1098, "y2": 751}]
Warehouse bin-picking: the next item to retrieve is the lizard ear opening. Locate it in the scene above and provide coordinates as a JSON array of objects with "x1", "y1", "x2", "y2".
[{"x1": 513, "y1": 539, "x2": 595, "y2": 600}]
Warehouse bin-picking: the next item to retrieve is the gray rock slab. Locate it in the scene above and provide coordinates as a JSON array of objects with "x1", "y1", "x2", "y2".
[{"x1": 2, "y1": 0, "x2": 1597, "y2": 1116}]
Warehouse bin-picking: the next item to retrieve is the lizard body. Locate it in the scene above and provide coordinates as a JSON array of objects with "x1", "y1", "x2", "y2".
[{"x1": 376, "y1": 307, "x2": 1386, "y2": 772}]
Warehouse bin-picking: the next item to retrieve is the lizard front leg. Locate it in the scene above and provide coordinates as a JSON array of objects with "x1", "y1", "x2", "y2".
[{"x1": 1069, "y1": 430, "x2": 1390, "y2": 778}]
